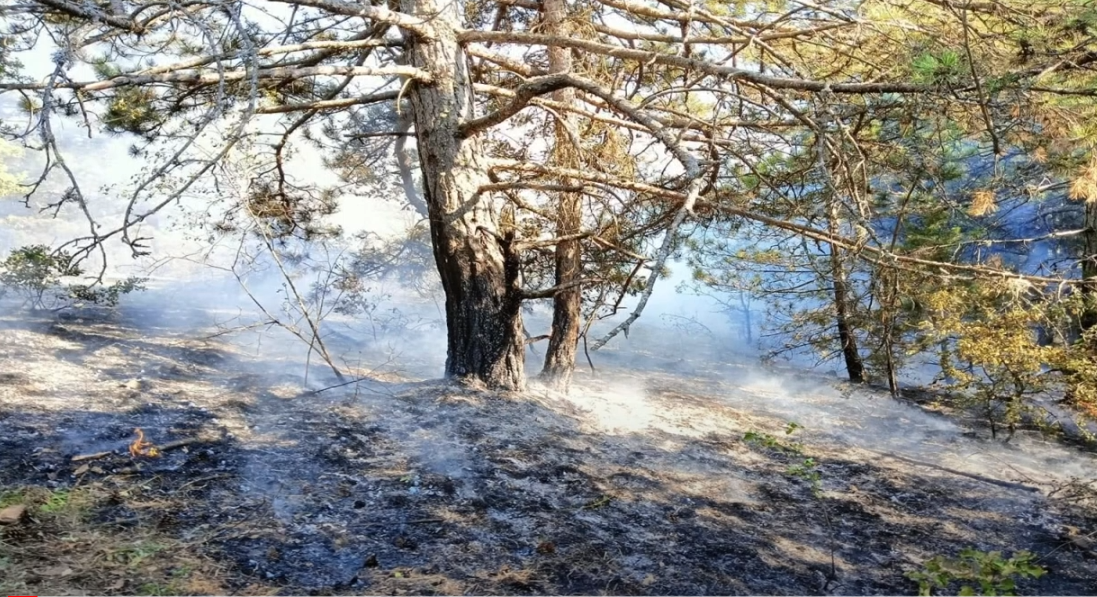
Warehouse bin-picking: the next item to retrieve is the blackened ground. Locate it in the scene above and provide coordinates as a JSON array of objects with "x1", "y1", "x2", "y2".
[{"x1": 1, "y1": 301, "x2": 1096, "y2": 596}]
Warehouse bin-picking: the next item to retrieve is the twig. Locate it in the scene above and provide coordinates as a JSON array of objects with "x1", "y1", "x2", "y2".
[
  {"x1": 582, "y1": 332, "x2": 596, "y2": 373},
  {"x1": 111, "y1": 465, "x2": 143, "y2": 476},
  {"x1": 300, "y1": 375, "x2": 379, "y2": 396},
  {"x1": 176, "y1": 473, "x2": 231, "y2": 492},
  {"x1": 72, "y1": 450, "x2": 113, "y2": 462},
  {"x1": 352, "y1": 517, "x2": 445, "y2": 528}
]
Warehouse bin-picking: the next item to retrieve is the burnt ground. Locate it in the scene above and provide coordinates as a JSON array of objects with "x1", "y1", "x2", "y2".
[{"x1": 1, "y1": 300, "x2": 1096, "y2": 596}]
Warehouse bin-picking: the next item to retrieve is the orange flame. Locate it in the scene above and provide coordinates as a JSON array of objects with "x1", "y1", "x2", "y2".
[{"x1": 128, "y1": 428, "x2": 160, "y2": 458}]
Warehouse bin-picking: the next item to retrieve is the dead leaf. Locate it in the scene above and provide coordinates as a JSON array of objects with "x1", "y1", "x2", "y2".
[
  {"x1": 74, "y1": 463, "x2": 89, "y2": 476},
  {"x1": 108, "y1": 579, "x2": 125, "y2": 590},
  {"x1": 0, "y1": 504, "x2": 26, "y2": 524}
]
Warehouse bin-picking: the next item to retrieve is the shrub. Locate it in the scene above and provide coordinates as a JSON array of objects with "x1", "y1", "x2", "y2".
[
  {"x1": 907, "y1": 548, "x2": 1046, "y2": 596},
  {"x1": 0, "y1": 245, "x2": 145, "y2": 310}
]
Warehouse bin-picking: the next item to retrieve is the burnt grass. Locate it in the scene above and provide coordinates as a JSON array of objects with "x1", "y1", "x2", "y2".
[{"x1": 2, "y1": 303, "x2": 1097, "y2": 595}]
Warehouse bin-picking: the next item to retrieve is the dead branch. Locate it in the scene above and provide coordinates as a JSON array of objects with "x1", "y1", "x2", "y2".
[
  {"x1": 70, "y1": 436, "x2": 210, "y2": 463},
  {"x1": 71, "y1": 451, "x2": 113, "y2": 462},
  {"x1": 590, "y1": 178, "x2": 704, "y2": 350}
]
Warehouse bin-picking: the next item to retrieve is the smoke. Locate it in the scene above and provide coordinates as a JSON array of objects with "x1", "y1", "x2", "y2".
[{"x1": 3, "y1": 89, "x2": 1094, "y2": 511}]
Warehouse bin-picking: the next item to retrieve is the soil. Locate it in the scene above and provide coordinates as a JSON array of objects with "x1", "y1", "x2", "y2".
[{"x1": 1, "y1": 299, "x2": 1096, "y2": 595}]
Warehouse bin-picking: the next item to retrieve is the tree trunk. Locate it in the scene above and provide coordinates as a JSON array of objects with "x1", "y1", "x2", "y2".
[
  {"x1": 831, "y1": 254, "x2": 866, "y2": 383},
  {"x1": 828, "y1": 206, "x2": 865, "y2": 383},
  {"x1": 1081, "y1": 200, "x2": 1097, "y2": 337},
  {"x1": 739, "y1": 291, "x2": 753, "y2": 343},
  {"x1": 1065, "y1": 199, "x2": 1097, "y2": 406},
  {"x1": 401, "y1": 0, "x2": 525, "y2": 390},
  {"x1": 539, "y1": 0, "x2": 583, "y2": 389},
  {"x1": 875, "y1": 266, "x2": 901, "y2": 397}
]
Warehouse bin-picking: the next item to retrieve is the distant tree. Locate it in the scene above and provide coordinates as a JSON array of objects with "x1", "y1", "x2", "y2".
[{"x1": 0, "y1": 139, "x2": 22, "y2": 197}]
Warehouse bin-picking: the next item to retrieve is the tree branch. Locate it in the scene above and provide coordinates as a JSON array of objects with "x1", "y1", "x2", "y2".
[
  {"x1": 522, "y1": 277, "x2": 603, "y2": 299},
  {"x1": 257, "y1": 90, "x2": 399, "y2": 114},
  {"x1": 269, "y1": 0, "x2": 436, "y2": 38},
  {"x1": 0, "y1": 66, "x2": 432, "y2": 92},
  {"x1": 460, "y1": 31, "x2": 935, "y2": 94},
  {"x1": 459, "y1": 74, "x2": 574, "y2": 136}
]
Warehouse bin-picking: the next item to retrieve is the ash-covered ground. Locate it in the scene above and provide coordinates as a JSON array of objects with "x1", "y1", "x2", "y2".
[{"x1": 1, "y1": 293, "x2": 1096, "y2": 596}]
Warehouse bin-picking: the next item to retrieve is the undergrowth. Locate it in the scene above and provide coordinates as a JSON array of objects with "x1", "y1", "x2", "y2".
[
  {"x1": 0, "y1": 245, "x2": 145, "y2": 311},
  {"x1": 907, "y1": 548, "x2": 1046, "y2": 596},
  {"x1": 0, "y1": 483, "x2": 269, "y2": 595}
]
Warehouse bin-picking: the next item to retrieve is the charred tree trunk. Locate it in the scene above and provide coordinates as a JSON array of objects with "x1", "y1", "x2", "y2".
[
  {"x1": 401, "y1": 0, "x2": 525, "y2": 390},
  {"x1": 539, "y1": 0, "x2": 583, "y2": 389},
  {"x1": 828, "y1": 205, "x2": 865, "y2": 384}
]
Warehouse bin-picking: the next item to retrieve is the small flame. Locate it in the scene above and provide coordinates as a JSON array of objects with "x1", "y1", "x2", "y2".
[{"x1": 128, "y1": 428, "x2": 160, "y2": 458}]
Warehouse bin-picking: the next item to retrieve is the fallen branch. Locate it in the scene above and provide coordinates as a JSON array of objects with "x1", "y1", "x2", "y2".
[
  {"x1": 158, "y1": 437, "x2": 208, "y2": 452},
  {"x1": 71, "y1": 450, "x2": 112, "y2": 462},
  {"x1": 70, "y1": 436, "x2": 211, "y2": 463}
]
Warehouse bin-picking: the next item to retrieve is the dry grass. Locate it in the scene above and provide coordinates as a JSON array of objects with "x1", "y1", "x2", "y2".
[{"x1": 0, "y1": 482, "x2": 275, "y2": 596}]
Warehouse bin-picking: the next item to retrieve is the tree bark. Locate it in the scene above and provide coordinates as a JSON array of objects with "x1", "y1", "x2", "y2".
[
  {"x1": 401, "y1": 0, "x2": 525, "y2": 390},
  {"x1": 828, "y1": 204, "x2": 865, "y2": 383},
  {"x1": 1081, "y1": 200, "x2": 1097, "y2": 336},
  {"x1": 539, "y1": 0, "x2": 583, "y2": 389}
]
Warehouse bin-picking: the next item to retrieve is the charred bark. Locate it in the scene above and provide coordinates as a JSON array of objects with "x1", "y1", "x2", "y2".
[
  {"x1": 539, "y1": 0, "x2": 583, "y2": 389},
  {"x1": 401, "y1": 0, "x2": 525, "y2": 390}
]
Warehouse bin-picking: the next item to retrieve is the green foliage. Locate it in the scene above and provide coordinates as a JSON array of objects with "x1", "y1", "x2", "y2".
[
  {"x1": 69, "y1": 277, "x2": 147, "y2": 307},
  {"x1": 103, "y1": 88, "x2": 162, "y2": 137},
  {"x1": 907, "y1": 549, "x2": 1046, "y2": 596},
  {"x1": 786, "y1": 457, "x2": 822, "y2": 495},
  {"x1": 0, "y1": 245, "x2": 80, "y2": 308},
  {"x1": 743, "y1": 421, "x2": 806, "y2": 454},
  {"x1": 744, "y1": 422, "x2": 823, "y2": 495},
  {"x1": 901, "y1": 210, "x2": 964, "y2": 262},
  {"x1": 37, "y1": 489, "x2": 72, "y2": 514},
  {"x1": 0, "y1": 245, "x2": 145, "y2": 310},
  {"x1": 911, "y1": 50, "x2": 965, "y2": 85},
  {"x1": 911, "y1": 279, "x2": 1096, "y2": 439},
  {"x1": 1, "y1": 486, "x2": 89, "y2": 519}
]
